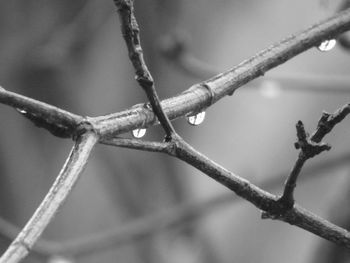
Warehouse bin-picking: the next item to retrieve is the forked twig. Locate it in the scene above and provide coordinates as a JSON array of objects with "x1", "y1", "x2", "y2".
[
  {"x1": 279, "y1": 104, "x2": 350, "y2": 208},
  {"x1": 0, "y1": 6, "x2": 350, "y2": 263},
  {"x1": 168, "y1": 120, "x2": 350, "y2": 248}
]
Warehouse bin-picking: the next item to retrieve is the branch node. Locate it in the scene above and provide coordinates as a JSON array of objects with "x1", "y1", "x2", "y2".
[
  {"x1": 73, "y1": 118, "x2": 97, "y2": 141},
  {"x1": 295, "y1": 121, "x2": 331, "y2": 159}
]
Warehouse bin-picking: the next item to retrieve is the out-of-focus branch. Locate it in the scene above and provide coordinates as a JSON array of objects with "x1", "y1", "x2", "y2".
[
  {"x1": 113, "y1": 0, "x2": 176, "y2": 140},
  {"x1": 33, "y1": 0, "x2": 113, "y2": 67},
  {"x1": 0, "y1": 132, "x2": 98, "y2": 263},
  {"x1": 2, "y1": 10, "x2": 350, "y2": 140}
]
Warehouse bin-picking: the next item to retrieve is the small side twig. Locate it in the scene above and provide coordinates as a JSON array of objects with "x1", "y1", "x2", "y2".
[
  {"x1": 279, "y1": 104, "x2": 350, "y2": 208},
  {"x1": 113, "y1": 0, "x2": 175, "y2": 140},
  {"x1": 0, "y1": 132, "x2": 98, "y2": 263}
]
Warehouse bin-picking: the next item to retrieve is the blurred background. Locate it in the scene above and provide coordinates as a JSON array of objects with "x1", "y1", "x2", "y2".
[{"x1": 0, "y1": 0, "x2": 350, "y2": 262}]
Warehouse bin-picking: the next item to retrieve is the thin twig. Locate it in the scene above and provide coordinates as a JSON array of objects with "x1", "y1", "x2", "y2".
[
  {"x1": 280, "y1": 104, "x2": 350, "y2": 207},
  {"x1": 0, "y1": 132, "x2": 98, "y2": 263},
  {"x1": 0, "y1": 87, "x2": 82, "y2": 138},
  {"x1": 113, "y1": 0, "x2": 176, "y2": 140},
  {"x1": 100, "y1": 137, "x2": 171, "y2": 153}
]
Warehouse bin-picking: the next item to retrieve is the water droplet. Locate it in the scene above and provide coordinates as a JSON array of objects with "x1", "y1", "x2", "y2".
[
  {"x1": 318, "y1": 39, "x2": 336, "y2": 52},
  {"x1": 259, "y1": 80, "x2": 281, "y2": 99},
  {"x1": 187, "y1": 111, "x2": 206, "y2": 126},
  {"x1": 16, "y1": 108, "x2": 27, "y2": 114},
  {"x1": 48, "y1": 255, "x2": 74, "y2": 263},
  {"x1": 132, "y1": 128, "x2": 147, "y2": 138}
]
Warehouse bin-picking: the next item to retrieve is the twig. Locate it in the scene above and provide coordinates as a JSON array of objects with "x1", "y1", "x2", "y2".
[
  {"x1": 167, "y1": 131, "x2": 350, "y2": 248},
  {"x1": 93, "y1": 8, "x2": 350, "y2": 138},
  {"x1": 100, "y1": 137, "x2": 171, "y2": 153},
  {"x1": 279, "y1": 104, "x2": 350, "y2": 207},
  {"x1": 113, "y1": 0, "x2": 176, "y2": 140},
  {"x1": 0, "y1": 87, "x2": 82, "y2": 138},
  {"x1": 160, "y1": 33, "x2": 350, "y2": 94},
  {"x1": 0, "y1": 132, "x2": 98, "y2": 263}
]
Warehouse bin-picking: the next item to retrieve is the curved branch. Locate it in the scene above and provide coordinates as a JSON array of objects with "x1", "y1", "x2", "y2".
[{"x1": 0, "y1": 132, "x2": 98, "y2": 263}]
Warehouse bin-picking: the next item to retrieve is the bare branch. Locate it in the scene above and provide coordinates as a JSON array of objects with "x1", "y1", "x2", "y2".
[
  {"x1": 0, "y1": 132, "x2": 98, "y2": 263},
  {"x1": 168, "y1": 134, "x2": 350, "y2": 248},
  {"x1": 100, "y1": 137, "x2": 171, "y2": 153},
  {"x1": 92, "y1": 8, "x2": 350, "y2": 138},
  {"x1": 280, "y1": 104, "x2": 350, "y2": 207},
  {"x1": 0, "y1": 87, "x2": 82, "y2": 138},
  {"x1": 113, "y1": 0, "x2": 176, "y2": 139},
  {"x1": 160, "y1": 33, "x2": 350, "y2": 94}
]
